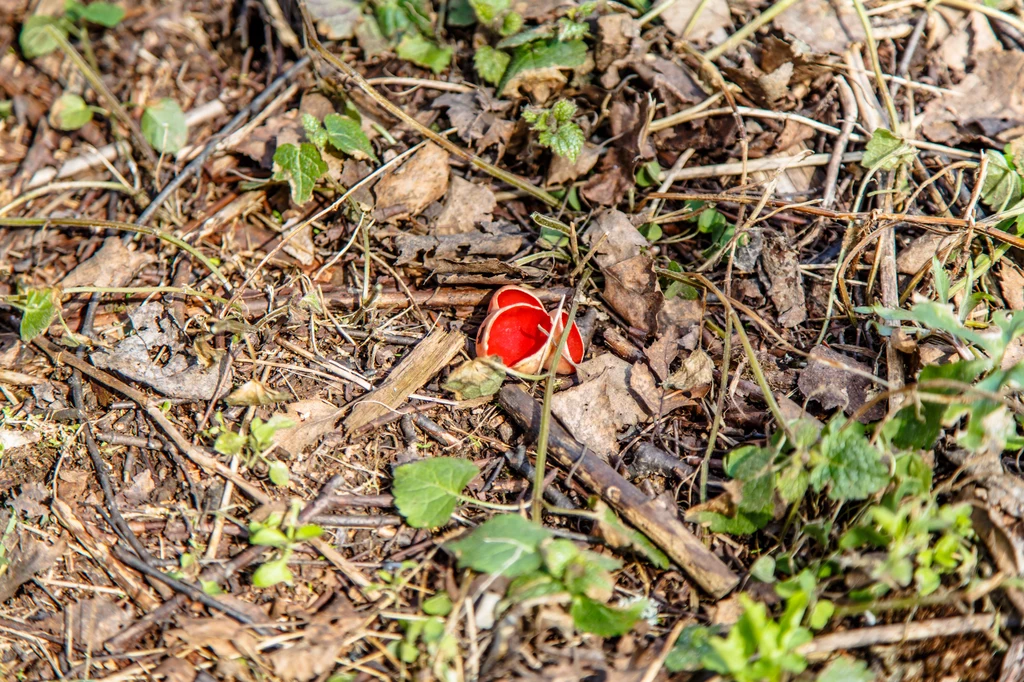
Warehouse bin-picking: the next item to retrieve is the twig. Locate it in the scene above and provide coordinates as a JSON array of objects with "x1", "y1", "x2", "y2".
[
  {"x1": 499, "y1": 386, "x2": 740, "y2": 597},
  {"x1": 704, "y1": 0, "x2": 802, "y2": 61},
  {"x1": 851, "y1": 0, "x2": 901, "y2": 130},
  {"x1": 797, "y1": 613, "x2": 997, "y2": 656},
  {"x1": 640, "y1": 620, "x2": 687, "y2": 682},
  {"x1": 661, "y1": 152, "x2": 864, "y2": 182},
  {"x1": 823, "y1": 76, "x2": 859, "y2": 209}
]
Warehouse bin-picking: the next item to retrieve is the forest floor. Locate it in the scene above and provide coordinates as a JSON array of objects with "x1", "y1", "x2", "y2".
[{"x1": 2, "y1": 0, "x2": 1024, "y2": 680}]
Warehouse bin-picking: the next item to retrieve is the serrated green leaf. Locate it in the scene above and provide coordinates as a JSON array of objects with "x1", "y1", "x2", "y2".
[
  {"x1": 725, "y1": 446, "x2": 776, "y2": 513},
  {"x1": 392, "y1": 457, "x2": 479, "y2": 528},
  {"x1": 812, "y1": 419, "x2": 889, "y2": 500},
  {"x1": 200, "y1": 579, "x2": 223, "y2": 595},
  {"x1": 447, "y1": 0, "x2": 476, "y2": 25},
  {"x1": 569, "y1": 595, "x2": 645, "y2": 637},
  {"x1": 469, "y1": 0, "x2": 508, "y2": 22},
  {"x1": 542, "y1": 122, "x2": 584, "y2": 163},
  {"x1": 563, "y1": 554, "x2": 616, "y2": 602},
  {"x1": 50, "y1": 92, "x2": 93, "y2": 131},
  {"x1": 474, "y1": 45, "x2": 510, "y2": 85},
  {"x1": 446, "y1": 514, "x2": 551, "y2": 577},
  {"x1": 272, "y1": 142, "x2": 328, "y2": 204},
  {"x1": 861, "y1": 128, "x2": 918, "y2": 171},
  {"x1": 252, "y1": 558, "x2": 294, "y2": 587},
  {"x1": 689, "y1": 509, "x2": 772, "y2": 535},
  {"x1": 443, "y1": 358, "x2": 505, "y2": 400},
  {"x1": 816, "y1": 655, "x2": 874, "y2": 682},
  {"x1": 80, "y1": 2, "x2": 125, "y2": 27},
  {"x1": 141, "y1": 98, "x2": 189, "y2": 153},
  {"x1": 20, "y1": 16, "x2": 67, "y2": 59},
  {"x1": 395, "y1": 32, "x2": 453, "y2": 74},
  {"x1": 982, "y1": 148, "x2": 1023, "y2": 212},
  {"x1": 886, "y1": 359, "x2": 988, "y2": 450},
  {"x1": 500, "y1": 10, "x2": 523, "y2": 35},
  {"x1": 323, "y1": 113, "x2": 377, "y2": 161},
  {"x1": 302, "y1": 112, "x2": 328, "y2": 148},
  {"x1": 541, "y1": 538, "x2": 580, "y2": 579},
  {"x1": 508, "y1": 571, "x2": 567, "y2": 600},
  {"x1": 498, "y1": 39, "x2": 587, "y2": 95},
  {"x1": 268, "y1": 461, "x2": 290, "y2": 486},
  {"x1": 19, "y1": 288, "x2": 58, "y2": 342}
]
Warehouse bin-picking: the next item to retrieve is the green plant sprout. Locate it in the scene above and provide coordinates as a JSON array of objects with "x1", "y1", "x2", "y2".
[
  {"x1": 247, "y1": 501, "x2": 324, "y2": 588},
  {"x1": 210, "y1": 412, "x2": 296, "y2": 485},
  {"x1": 522, "y1": 99, "x2": 585, "y2": 164},
  {"x1": 272, "y1": 112, "x2": 376, "y2": 204}
]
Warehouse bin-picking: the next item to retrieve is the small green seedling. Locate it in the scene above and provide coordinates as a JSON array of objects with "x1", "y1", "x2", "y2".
[
  {"x1": 248, "y1": 501, "x2": 323, "y2": 588},
  {"x1": 272, "y1": 112, "x2": 375, "y2": 204},
  {"x1": 211, "y1": 412, "x2": 295, "y2": 485},
  {"x1": 20, "y1": 1, "x2": 125, "y2": 60},
  {"x1": 522, "y1": 99, "x2": 585, "y2": 164}
]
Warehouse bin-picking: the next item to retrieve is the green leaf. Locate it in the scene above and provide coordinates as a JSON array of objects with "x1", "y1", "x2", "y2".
[
  {"x1": 500, "y1": 10, "x2": 522, "y2": 35},
  {"x1": 541, "y1": 538, "x2": 580, "y2": 579},
  {"x1": 293, "y1": 524, "x2": 323, "y2": 541},
  {"x1": 272, "y1": 142, "x2": 328, "y2": 204},
  {"x1": 447, "y1": 0, "x2": 476, "y2": 26},
  {"x1": 498, "y1": 40, "x2": 588, "y2": 95},
  {"x1": 392, "y1": 457, "x2": 480, "y2": 528},
  {"x1": 541, "y1": 122, "x2": 584, "y2": 163},
  {"x1": 469, "y1": 0, "x2": 508, "y2": 22},
  {"x1": 591, "y1": 499, "x2": 670, "y2": 569},
  {"x1": 79, "y1": 2, "x2": 125, "y2": 27},
  {"x1": 665, "y1": 625, "x2": 717, "y2": 672},
  {"x1": 750, "y1": 555, "x2": 776, "y2": 583},
  {"x1": 50, "y1": 92, "x2": 93, "y2": 131},
  {"x1": 248, "y1": 527, "x2": 290, "y2": 548},
  {"x1": 816, "y1": 655, "x2": 874, "y2": 682},
  {"x1": 982, "y1": 148, "x2": 1024, "y2": 212},
  {"x1": 200, "y1": 579, "x2": 223, "y2": 595},
  {"x1": 214, "y1": 430, "x2": 246, "y2": 457},
  {"x1": 252, "y1": 558, "x2": 294, "y2": 587},
  {"x1": 563, "y1": 554, "x2": 616, "y2": 602},
  {"x1": 886, "y1": 359, "x2": 988, "y2": 450},
  {"x1": 809, "y1": 599, "x2": 834, "y2": 629},
  {"x1": 323, "y1": 113, "x2": 377, "y2": 161},
  {"x1": 811, "y1": 419, "x2": 889, "y2": 501},
  {"x1": 422, "y1": 593, "x2": 453, "y2": 616},
  {"x1": 250, "y1": 415, "x2": 296, "y2": 452},
  {"x1": 20, "y1": 16, "x2": 67, "y2": 59},
  {"x1": 19, "y1": 288, "x2": 58, "y2": 342},
  {"x1": 302, "y1": 112, "x2": 328, "y2": 149},
  {"x1": 395, "y1": 33, "x2": 453, "y2": 74},
  {"x1": 861, "y1": 128, "x2": 918, "y2": 171},
  {"x1": 474, "y1": 45, "x2": 510, "y2": 85},
  {"x1": 141, "y1": 98, "x2": 189, "y2": 153},
  {"x1": 932, "y1": 256, "x2": 951, "y2": 303},
  {"x1": 268, "y1": 461, "x2": 290, "y2": 486},
  {"x1": 725, "y1": 446, "x2": 775, "y2": 513},
  {"x1": 689, "y1": 509, "x2": 772, "y2": 535},
  {"x1": 570, "y1": 595, "x2": 645, "y2": 637},
  {"x1": 446, "y1": 513, "x2": 551, "y2": 577},
  {"x1": 443, "y1": 358, "x2": 505, "y2": 400}
]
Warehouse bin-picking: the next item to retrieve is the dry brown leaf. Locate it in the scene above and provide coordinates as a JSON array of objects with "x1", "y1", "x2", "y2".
[
  {"x1": 166, "y1": 616, "x2": 257, "y2": 661},
  {"x1": 0, "y1": 536, "x2": 65, "y2": 603},
  {"x1": 759, "y1": 233, "x2": 807, "y2": 328},
  {"x1": 922, "y1": 49, "x2": 1024, "y2": 143},
  {"x1": 657, "y1": 0, "x2": 731, "y2": 43},
  {"x1": 603, "y1": 254, "x2": 663, "y2": 336},
  {"x1": 797, "y1": 346, "x2": 885, "y2": 422},
  {"x1": 897, "y1": 232, "x2": 958, "y2": 275},
  {"x1": 547, "y1": 142, "x2": 601, "y2": 186},
  {"x1": 269, "y1": 597, "x2": 362, "y2": 682},
  {"x1": 433, "y1": 176, "x2": 496, "y2": 235},
  {"x1": 275, "y1": 399, "x2": 342, "y2": 455},
  {"x1": 645, "y1": 325, "x2": 679, "y2": 382},
  {"x1": 225, "y1": 379, "x2": 292, "y2": 406},
  {"x1": 374, "y1": 142, "x2": 450, "y2": 222},
  {"x1": 50, "y1": 597, "x2": 134, "y2": 650},
  {"x1": 230, "y1": 110, "x2": 302, "y2": 167},
  {"x1": 665, "y1": 348, "x2": 713, "y2": 391},
  {"x1": 999, "y1": 264, "x2": 1024, "y2": 311},
  {"x1": 60, "y1": 236, "x2": 156, "y2": 290},
  {"x1": 551, "y1": 354, "x2": 648, "y2": 458},
  {"x1": 151, "y1": 657, "x2": 196, "y2": 682},
  {"x1": 629, "y1": 360, "x2": 695, "y2": 417},
  {"x1": 773, "y1": 0, "x2": 865, "y2": 54},
  {"x1": 583, "y1": 209, "x2": 647, "y2": 269}
]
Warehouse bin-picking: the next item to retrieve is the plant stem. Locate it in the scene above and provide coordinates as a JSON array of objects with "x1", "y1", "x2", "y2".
[
  {"x1": 704, "y1": 0, "x2": 802, "y2": 61},
  {"x1": 0, "y1": 181, "x2": 146, "y2": 217},
  {"x1": 532, "y1": 270, "x2": 591, "y2": 524},
  {"x1": 61, "y1": 285, "x2": 231, "y2": 307},
  {"x1": 0, "y1": 217, "x2": 230, "y2": 289},
  {"x1": 851, "y1": 0, "x2": 901, "y2": 131},
  {"x1": 47, "y1": 25, "x2": 159, "y2": 168}
]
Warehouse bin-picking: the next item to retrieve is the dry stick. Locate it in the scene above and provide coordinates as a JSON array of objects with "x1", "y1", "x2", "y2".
[
  {"x1": 851, "y1": 0, "x2": 901, "y2": 130},
  {"x1": 32, "y1": 336, "x2": 270, "y2": 504},
  {"x1": 640, "y1": 620, "x2": 688, "y2": 682},
  {"x1": 797, "y1": 613, "x2": 997, "y2": 656},
  {"x1": 498, "y1": 386, "x2": 740, "y2": 597},
  {"x1": 104, "y1": 475, "x2": 356, "y2": 653},
  {"x1": 298, "y1": 4, "x2": 559, "y2": 208},
  {"x1": 823, "y1": 76, "x2": 859, "y2": 210},
  {"x1": 877, "y1": 175, "x2": 906, "y2": 410}
]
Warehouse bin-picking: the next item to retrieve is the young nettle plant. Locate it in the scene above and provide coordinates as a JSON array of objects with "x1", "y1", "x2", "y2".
[
  {"x1": 522, "y1": 99, "x2": 585, "y2": 164},
  {"x1": 272, "y1": 111, "x2": 376, "y2": 204},
  {"x1": 374, "y1": 0, "x2": 454, "y2": 74},
  {"x1": 210, "y1": 412, "x2": 296, "y2": 486},
  {"x1": 247, "y1": 501, "x2": 324, "y2": 588},
  {"x1": 391, "y1": 593, "x2": 460, "y2": 680},
  {"x1": 390, "y1": 457, "x2": 649, "y2": 636}
]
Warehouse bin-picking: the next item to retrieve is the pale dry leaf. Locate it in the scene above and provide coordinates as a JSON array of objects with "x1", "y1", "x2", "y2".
[
  {"x1": 999, "y1": 264, "x2": 1024, "y2": 311},
  {"x1": 645, "y1": 325, "x2": 679, "y2": 382},
  {"x1": 547, "y1": 142, "x2": 601, "y2": 186},
  {"x1": 773, "y1": 0, "x2": 865, "y2": 54},
  {"x1": 151, "y1": 658, "x2": 196, "y2": 682},
  {"x1": 280, "y1": 222, "x2": 317, "y2": 266},
  {"x1": 797, "y1": 346, "x2": 885, "y2": 422},
  {"x1": 225, "y1": 379, "x2": 292, "y2": 406},
  {"x1": 922, "y1": 49, "x2": 1024, "y2": 143},
  {"x1": 0, "y1": 428, "x2": 41, "y2": 453},
  {"x1": 58, "y1": 598, "x2": 134, "y2": 649},
  {"x1": 373, "y1": 142, "x2": 450, "y2": 222},
  {"x1": 665, "y1": 348, "x2": 713, "y2": 391},
  {"x1": 603, "y1": 253, "x2": 664, "y2": 336},
  {"x1": 0, "y1": 536, "x2": 65, "y2": 603},
  {"x1": 897, "y1": 233, "x2": 958, "y2": 275},
  {"x1": 582, "y1": 209, "x2": 646, "y2": 269},
  {"x1": 657, "y1": 0, "x2": 731, "y2": 43},
  {"x1": 759, "y1": 233, "x2": 807, "y2": 328},
  {"x1": 60, "y1": 237, "x2": 156, "y2": 290},
  {"x1": 433, "y1": 176, "x2": 496, "y2": 235},
  {"x1": 275, "y1": 399, "x2": 342, "y2": 455},
  {"x1": 269, "y1": 597, "x2": 362, "y2": 682},
  {"x1": 551, "y1": 354, "x2": 649, "y2": 458}
]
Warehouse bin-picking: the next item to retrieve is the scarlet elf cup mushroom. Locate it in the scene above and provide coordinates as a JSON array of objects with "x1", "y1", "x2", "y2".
[{"x1": 475, "y1": 285, "x2": 584, "y2": 375}]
